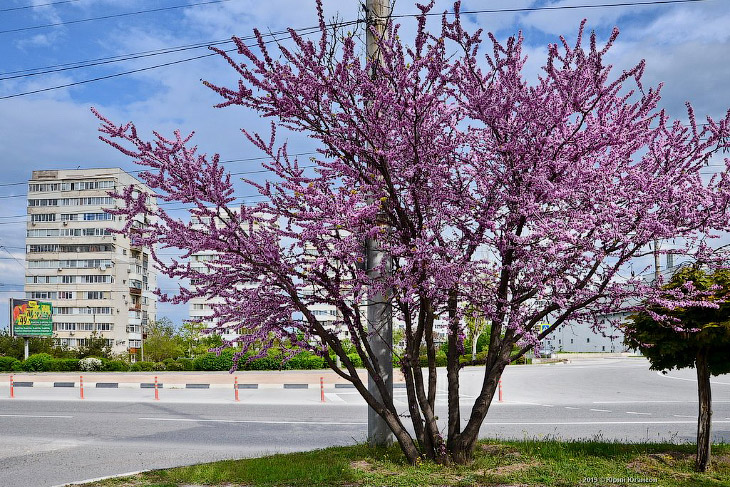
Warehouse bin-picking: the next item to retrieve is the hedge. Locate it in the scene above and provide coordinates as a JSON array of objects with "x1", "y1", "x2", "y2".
[{"x1": 0, "y1": 356, "x2": 20, "y2": 372}]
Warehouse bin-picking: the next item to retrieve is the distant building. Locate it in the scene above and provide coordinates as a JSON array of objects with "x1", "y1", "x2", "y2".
[
  {"x1": 24, "y1": 168, "x2": 157, "y2": 359},
  {"x1": 539, "y1": 254, "x2": 680, "y2": 354}
]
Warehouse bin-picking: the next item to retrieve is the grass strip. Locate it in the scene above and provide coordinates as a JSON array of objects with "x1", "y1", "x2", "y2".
[{"x1": 79, "y1": 439, "x2": 730, "y2": 487}]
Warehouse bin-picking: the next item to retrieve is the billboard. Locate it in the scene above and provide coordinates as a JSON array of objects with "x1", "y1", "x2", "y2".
[{"x1": 10, "y1": 299, "x2": 53, "y2": 337}]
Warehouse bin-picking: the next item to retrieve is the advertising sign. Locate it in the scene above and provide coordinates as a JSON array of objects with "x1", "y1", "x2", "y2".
[{"x1": 10, "y1": 299, "x2": 53, "y2": 337}]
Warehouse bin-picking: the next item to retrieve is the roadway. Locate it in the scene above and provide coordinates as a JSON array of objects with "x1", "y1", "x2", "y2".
[{"x1": 0, "y1": 357, "x2": 728, "y2": 487}]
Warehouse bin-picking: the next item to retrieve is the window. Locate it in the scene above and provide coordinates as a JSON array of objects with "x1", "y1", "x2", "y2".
[
  {"x1": 82, "y1": 275, "x2": 113, "y2": 284},
  {"x1": 570, "y1": 339, "x2": 574, "y2": 344},
  {"x1": 58, "y1": 197, "x2": 114, "y2": 206},
  {"x1": 31, "y1": 213, "x2": 56, "y2": 222},
  {"x1": 83, "y1": 212, "x2": 113, "y2": 221},
  {"x1": 26, "y1": 276, "x2": 58, "y2": 284},
  {"x1": 58, "y1": 291, "x2": 75, "y2": 300},
  {"x1": 59, "y1": 227, "x2": 112, "y2": 237},
  {"x1": 26, "y1": 291, "x2": 57, "y2": 299},
  {"x1": 27, "y1": 229, "x2": 60, "y2": 237},
  {"x1": 28, "y1": 199, "x2": 58, "y2": 207},
  {"x1": 60, "y1": 180, "x2": 114, "y2": 191},
  {"x1": 83, "y1": 291, "x2": 108, "y2": 300},
  {"x1": 29, "y1": 183, "x2": 60, "y2": 192},
  {"x1": 587, "y1": 338, "x2": 590, "y2": 343},
  {"x1": 55, "y1": 323, "x2": 76, "y2": 331},
  {"x1": 96, "y1": 323, "x2": 113, "y2": 332},
  {"x1": 78, "y1": 323, "x2": 94, "y2": 331}
]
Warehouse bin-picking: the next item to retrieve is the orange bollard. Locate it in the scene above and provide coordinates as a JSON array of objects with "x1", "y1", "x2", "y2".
[
  {"x1": 154, "y1": 375, "x2": 159, "y2": 401},
  {"x1": 80, "y1": 375, "x2": 85, "y2": 400},
  {"x1": 234, "y1": 376, "x2": 240, "y2": 402},
  {"x1": 10, "y1": 375, "x2": 14, "y2": 399},
  {"x1": 498, "y1": 379, "x2": 503, "y2": 402},
  {"x1": 320, "y1": 376, "x2": 325, "y2": 403}
]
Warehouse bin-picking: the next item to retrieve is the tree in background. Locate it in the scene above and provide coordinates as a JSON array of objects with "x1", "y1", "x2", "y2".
[
  {"x1": 94, "y1": 1, "x2": 730, "y2": 464},
  {"x1": 143, "y1": 317, "x2": 184, "y2": 363},
  {"x1": 76, "y1": 331, "x2": 112, "y2": 359},
  {"x1": 464, "y1": 307, "x2": 489, "y2": 361},
  {"x1": 626, "y1": 267, "x2": 730, "y2": 472}
]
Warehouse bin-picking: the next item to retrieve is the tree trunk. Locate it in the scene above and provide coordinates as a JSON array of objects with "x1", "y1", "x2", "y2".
[
  {"x1": 471, "y1": 332, "x2": 479, "y2": 361},
  {"x1": 695, "y1": 349, "x2": 712, "y2": 472}
]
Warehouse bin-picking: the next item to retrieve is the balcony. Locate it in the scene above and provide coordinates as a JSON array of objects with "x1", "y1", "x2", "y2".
[
  {"x1": 128, "y1": 303, "x2": 141, "y2": 311},
  {"x1": 129, "y1": 287, "x2": 142, "y2": 296}
]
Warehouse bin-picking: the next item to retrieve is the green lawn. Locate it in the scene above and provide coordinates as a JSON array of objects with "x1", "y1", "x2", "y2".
[{"x1": 79, "y1": 439, "x2": 730, "y2": 487}]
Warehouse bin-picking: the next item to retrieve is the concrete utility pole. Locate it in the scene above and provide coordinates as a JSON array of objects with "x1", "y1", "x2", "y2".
[
  {"x1": 653, "y1": 239, "x2": 661, "y2": 282},
  {"x1": 365, "y1": 0, "x2": 394, "y2": 447}
]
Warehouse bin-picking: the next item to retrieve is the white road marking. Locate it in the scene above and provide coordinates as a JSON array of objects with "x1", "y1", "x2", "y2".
[
  {"x1": 565, "y1": 406, "x2": 580, "y2": 410},
  {"x1": 323, "y1": 393, "x2": 345, "y2": 403},
  {"x1": 0, "y1": 414, "x2": 73, "y2": 419},
  {"x1": 673, "y1": 415, "x2": 695, "y2": 418},
  {"x1": 656, "y1": 371, "x2": 730, "y2": 385},
  {"x1": 541, "y1": 404, "x2": 554, "y2": 407},
  {"x1": 594, "y1": 400, "x2": 730, "y2": 404},
  {"x1": 625, "y1": 412, "x2": 651, "y2": 416},
  {"x1": 139, "y1": 417, "x2": 366, "y2": 425},
  {"x1": 590, "y1": 409, "x2": 612, "y2": 412},
  {"x1": 484, "y1": 420, "x2": 730, "y2": 426}
]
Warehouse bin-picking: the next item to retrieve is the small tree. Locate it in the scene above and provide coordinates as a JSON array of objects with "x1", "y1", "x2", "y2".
[
  {"x1": 76, "y1": 331, "x2": 112, "y2": 359},
  {"x1": 626, "y1": 267, "x2": 730, "y2": 472},
  {"x1": 94, "y1": 2, "x2": 730, "y2": 464},
  {"x1": 143, "y1": 317, "x2": 184, "y2": 362},
  {"x1": 464, "y1": 307, "x2": 489, "y2": 361}
]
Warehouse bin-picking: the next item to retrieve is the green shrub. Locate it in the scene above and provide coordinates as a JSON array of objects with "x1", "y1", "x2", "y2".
[
  {"x1": 346, "y1": 353, "x2": 363, "y2": 368},
  {"x1": 163, "y1": 360, "x2": 185, "y2": 371},
  {"x1": 192, "y1": 350, "x2": 234, "y2": 371},
  {"x1": 104, "y1": 360, "x2": 129, "y2": 372},
  {"x1": 21, "y1": 353, "x2": 53, "y2": 372},
  {"x1": 242, "y1": 355, "x2": 281, "y2": 371},
  {"x1": 0, "y1": 356, "x2": 20, "y2": 372},
  {"x1": 153, "y1": 362, "x2": 166, "y2": 371},
  {"x1": 287, "y1": 352, "x2": 325, "y2": 370},
  {"x1": 48, "y1": 358, "x2": 80, "y2": 371},
  {"x1": 129, "y1": 363, "x2": 142, "y2": 372},
  {"x1": 177, "y1": 358, "x2": 194, "y2": 371},
  {"x1": 419, "y1": 352, "x2": 447, "y2": 368},
  {"x1": 459, "y1": 351, "x2": 488, "y2": 366},
  {"x1": 135, "y1": 361, "x2": 154, "y2": 371}
]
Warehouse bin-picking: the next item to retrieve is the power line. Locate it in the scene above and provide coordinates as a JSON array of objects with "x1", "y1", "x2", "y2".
[
  {"x1": 0, "y1": 0, "x2": 237, "y2": 35},
  {"x1": 1, "y1": 0, "x2": 711, "y2": 98},
  {"x1": 0, "y1": 0, "x2": 82, "y2": 13},
  {"x1": 0, "y1": 38, "x2": 233, "y2": 81},
  {"x1": 392, "y1": 0, "x2": 712, "y2": 19},
  {"x1": 0, "y1": 23, "x2": 343, "y2": 100}
]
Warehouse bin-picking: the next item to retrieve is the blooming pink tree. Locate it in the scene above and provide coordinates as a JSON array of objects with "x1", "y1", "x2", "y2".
[{"x1": 94, "y1": 1, "x2": 730, "y2": 465}]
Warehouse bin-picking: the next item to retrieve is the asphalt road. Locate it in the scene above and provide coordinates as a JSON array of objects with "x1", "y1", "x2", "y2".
[{"x1": 1, "y1": 357, "x2": 728, "y2": 487}]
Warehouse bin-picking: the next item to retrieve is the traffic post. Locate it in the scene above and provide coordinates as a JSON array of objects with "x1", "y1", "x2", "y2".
[
  {"x1": 234, "y1": 376, "x2": 240, "y2": 402},
  {"x1": 154, "y1": 375, "x2": 159, "y2": 401}
]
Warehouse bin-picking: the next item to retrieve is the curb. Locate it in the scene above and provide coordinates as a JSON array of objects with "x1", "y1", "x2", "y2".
[{"x1": 0, "y1": 382, "x2": 408, "y2": 390}]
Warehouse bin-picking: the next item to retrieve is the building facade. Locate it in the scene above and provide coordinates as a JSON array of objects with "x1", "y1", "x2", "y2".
[{"x1": 25, "y1": 168, "x2": 156, "y2": 359}]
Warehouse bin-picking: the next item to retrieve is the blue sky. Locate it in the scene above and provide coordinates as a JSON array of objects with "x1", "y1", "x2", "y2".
[{"x1": 1, "y1": 0, "x2": 729, "y2": 328}]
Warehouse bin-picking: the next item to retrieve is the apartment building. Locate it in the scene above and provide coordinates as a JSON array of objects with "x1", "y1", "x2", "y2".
[{"x1": 25, "y1": 168, "x2": 157, "y2": 359}]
